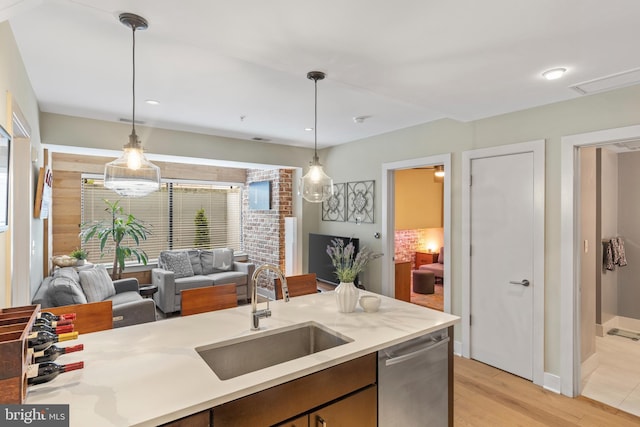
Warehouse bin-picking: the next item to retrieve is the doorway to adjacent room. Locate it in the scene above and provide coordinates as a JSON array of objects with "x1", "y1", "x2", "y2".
[{"x1": 380, "y1": 154, "x2": 452, "y2": 315}]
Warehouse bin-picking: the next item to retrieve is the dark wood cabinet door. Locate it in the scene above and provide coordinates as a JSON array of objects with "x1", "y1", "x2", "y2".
[
  {"x1": 309, "y1": 385, "x2": 377, "y2": 427},
  {"x1": 159, "y1": 409, "x2": 211, "y2": 427},
  {"x1": 275, "y1": 414, "x2": 309, "y2": 427},
  {"x1": 394, "y1": 261, "x2": 411, "y2": 302}
]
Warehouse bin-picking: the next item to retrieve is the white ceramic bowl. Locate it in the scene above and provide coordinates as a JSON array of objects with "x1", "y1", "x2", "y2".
[{"x1": 359, "y1": 295, "x2": 381, "y2": 313}]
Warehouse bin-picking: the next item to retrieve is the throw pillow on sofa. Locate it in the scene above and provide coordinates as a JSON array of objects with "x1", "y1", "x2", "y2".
[
  {"x1": 201, "y1": 248, "x2": 233, "y2": 274},
  {"x1": 79, "y1": 266, "x2": 116, "y2": 302},
  {"x1": 214, "y1": 249, "x2": 234, "y2": 271},
  {"x1": 161, "y1": 251, "x2": 195, "y2": 278},
  {"x1": 187, "y1": 249, "x2": 202, "y2": 275},
  {"x1": 49, "y1": 276, "x2": 88, "y2": 306},
  {"x1": 53, "y1": 266, "x2": 80, "y2": 283}
]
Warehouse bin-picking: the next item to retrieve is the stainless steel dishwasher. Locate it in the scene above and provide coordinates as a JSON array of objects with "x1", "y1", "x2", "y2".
[{"x1": 378, "y1": 328, "x2": 449, "y2": 427}]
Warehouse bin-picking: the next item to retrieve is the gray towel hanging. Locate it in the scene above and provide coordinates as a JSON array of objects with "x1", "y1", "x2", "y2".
[
  {"x1": 616, "y1": 236, "x2": 627, "y2": 267},
  {"x1": 604, "y1": 241, "x2": 615, "y2": 271}
]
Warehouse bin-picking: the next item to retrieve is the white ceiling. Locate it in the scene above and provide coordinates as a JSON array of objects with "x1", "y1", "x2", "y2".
[{"x1": 3, "y1": 0, "x2": 640, "y2": 149}]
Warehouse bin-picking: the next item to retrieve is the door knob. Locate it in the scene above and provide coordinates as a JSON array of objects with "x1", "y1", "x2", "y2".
[{"x1": 509, "y1": 279, "x2": 530, "y2": 287}]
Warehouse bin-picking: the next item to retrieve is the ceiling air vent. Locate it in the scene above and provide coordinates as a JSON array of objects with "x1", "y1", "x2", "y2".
[{"x1": 570, "y1": 67, "x2": 640, "y2": 95}]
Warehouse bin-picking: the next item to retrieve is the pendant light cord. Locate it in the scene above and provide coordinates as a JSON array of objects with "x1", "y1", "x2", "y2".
[
  {"x1": 131, "y1": 23, "x2": 137, "y2": 135},
  {"x1": 314, "y1": 77, "x2": 318, "y2": 158}
]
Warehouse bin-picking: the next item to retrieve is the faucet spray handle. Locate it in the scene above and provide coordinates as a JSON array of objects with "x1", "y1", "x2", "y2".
[{"x1": 281, "y1": 278, "x2": 290, "y2": 302}]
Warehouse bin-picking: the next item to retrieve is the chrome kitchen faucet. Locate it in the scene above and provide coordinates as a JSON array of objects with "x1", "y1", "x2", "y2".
[{"x1": 250, "y1": 264, "x2": 289, "y2": 330}]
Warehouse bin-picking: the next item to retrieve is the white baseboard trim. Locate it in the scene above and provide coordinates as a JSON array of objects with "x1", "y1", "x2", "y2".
[
  {"x1": 454, "y1": 338, "x2": 561, "y2": 394},
  {"x1": 617, "y1": 316, "x2": 640, "y2": 333},
  {"x1": 454, "y1": 340, "x2": 462, "y2": 356},
  {"x1": 602, "y1": 316, "x2": 618, "y2": 334},
  {"x1": 543, "y1": 372, "x2": 561, "y2": 394},
  {"x1": 600, "y1": 315, "x2": 640, "y2": 336}
]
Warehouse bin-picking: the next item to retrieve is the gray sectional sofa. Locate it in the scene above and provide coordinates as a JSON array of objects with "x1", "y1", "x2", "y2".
[
  {"x1": 152, "y1": 248, "x2": 255, "y2": 314},
  {"x1": 32, "y1": 266, "x2": 157, "y2": 328}
]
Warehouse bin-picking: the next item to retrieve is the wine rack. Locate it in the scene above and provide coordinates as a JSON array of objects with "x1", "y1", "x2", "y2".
[{"x1": 0, "y1": 304, "x2": 40, "y2": 404}]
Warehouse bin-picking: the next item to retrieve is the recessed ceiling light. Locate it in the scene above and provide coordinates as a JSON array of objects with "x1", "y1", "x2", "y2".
[
  {"x1": 304, "y1": 127, "x2": 313, "y2": 132},
  {"x1": 145, "y1": 99, "x2": 160, "y2": 105},
  {"x1": 542, "y1": 68, "x2": 567, "y2": 80}
]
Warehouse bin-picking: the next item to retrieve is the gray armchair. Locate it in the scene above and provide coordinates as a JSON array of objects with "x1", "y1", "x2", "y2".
[
  {"x1": 110, "y1": 278, "x2": 157, "y2": 327},
  {"x1": 32, "y1": 266, "x2": 156, "y2": 328}
]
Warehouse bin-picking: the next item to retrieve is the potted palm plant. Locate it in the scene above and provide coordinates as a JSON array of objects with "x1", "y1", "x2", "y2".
[{"x1": 79, "y1": 199, "x2": 150, "y2": 280}]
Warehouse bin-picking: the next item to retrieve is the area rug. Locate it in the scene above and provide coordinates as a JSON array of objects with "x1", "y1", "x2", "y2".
[{"x1": 411, "y1": 284, "x2": 443, "y2": 311}]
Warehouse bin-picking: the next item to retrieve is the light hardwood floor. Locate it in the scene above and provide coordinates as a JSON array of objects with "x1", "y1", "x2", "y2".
[{"x1": 454, "y1": 356, "x2": 640, "y2": 426}]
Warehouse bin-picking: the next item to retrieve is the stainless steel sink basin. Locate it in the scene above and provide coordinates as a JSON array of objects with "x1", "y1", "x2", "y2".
[{"x1": 196, "y1": 322, "x2": 352, "y2": 380}]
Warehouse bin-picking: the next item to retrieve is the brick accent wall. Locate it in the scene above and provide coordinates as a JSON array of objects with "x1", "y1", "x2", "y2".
[
  {"x1": 394, "y1": 228, "x2": 444, "y2": 266},
  {"x1": 243, "y1": 169, "x2": 293, "y2": 292}
]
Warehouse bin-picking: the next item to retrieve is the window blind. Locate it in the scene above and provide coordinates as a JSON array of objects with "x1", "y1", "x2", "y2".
[
  {"x1": 170, "y1": 183, "x2": 242, "y2": 252},
  {"x1": 81, "y1": 177, "x2": 242, "y2": 266}
]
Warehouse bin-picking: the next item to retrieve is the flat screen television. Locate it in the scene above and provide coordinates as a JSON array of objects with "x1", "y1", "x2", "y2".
[{"x1": 309, "y1": 233, "x2": 360, "y2": 287}]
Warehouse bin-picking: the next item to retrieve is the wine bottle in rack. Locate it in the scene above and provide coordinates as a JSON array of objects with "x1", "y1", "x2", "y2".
[
  {"x1": 27, "y1": 361, "x2": 84, "y2": 386},
  {"x1": 32, "y1": 344, "x2": 84, "y2": 363},
  {"x1": 34, "y1": 317, "x2": 74, "y2": 328},
  {"x1": 27, "y1": 331, "x2": 79, "y2": 351},
  {"x1": 31, "y1": 323, "x2": 75, "y2": 334},
  {"x1": 36, "y1": 311, "x2": 76, "y2": 322}
]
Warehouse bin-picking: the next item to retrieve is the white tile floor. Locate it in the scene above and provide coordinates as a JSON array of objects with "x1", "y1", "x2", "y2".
[{"x1": 581, "y1": 332, "x2": 640, "y2": 417}]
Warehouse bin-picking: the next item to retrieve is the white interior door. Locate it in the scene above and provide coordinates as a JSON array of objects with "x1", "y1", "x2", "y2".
[{"x1": 469, "y1": 152, "x2": 534, "y2": 380}]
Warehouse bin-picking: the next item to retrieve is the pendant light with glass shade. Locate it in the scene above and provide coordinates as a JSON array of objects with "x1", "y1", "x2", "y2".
[
  {"x1": 104, "y1": 13, "x2": 160, "y2": 198},
  {"x1": 299, "y1": 71, "x2": 333, "y2": 203}
]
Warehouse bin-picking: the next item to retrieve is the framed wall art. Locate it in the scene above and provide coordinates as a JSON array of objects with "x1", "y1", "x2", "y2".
[
  {"x1": 347, "y1": 180, "x2": 374, "y2": 223},
  {"x1": 322, "y1": 183, "x2": 346, "y2": 221}
]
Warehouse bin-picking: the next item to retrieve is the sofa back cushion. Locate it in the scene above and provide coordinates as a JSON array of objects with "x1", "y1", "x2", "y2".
[
  {"x1": 79, "y1": 266, "x2": 116, "y2": 302},
  {"x1": 187, "y1": 249, "x2": 203, "y2": 275},
  {"x1": 201, "y1": 248, "x2": 234, "y2": 274},
  {"x1": 49, "y1": 276, "x2": 89, "y2": 306},
  {"x1": 32, "y1": 277, "x2": 55, "y2": 308},
  {"x1": 159, "y1": 250, "x2": 195, "y2": 278},
  {"x1": 53, "y1": 267, "x2": 80, "y2": 283}
]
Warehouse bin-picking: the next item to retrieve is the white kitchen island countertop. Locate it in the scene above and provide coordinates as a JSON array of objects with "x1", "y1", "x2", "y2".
[{"x1": 25, "y1": 290, "x2": 459, "y2": 426}]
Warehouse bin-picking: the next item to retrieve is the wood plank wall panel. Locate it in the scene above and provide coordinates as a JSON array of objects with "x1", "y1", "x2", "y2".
[{"x1": 52, "y1": 170, "x2": 82, "y2": 258}]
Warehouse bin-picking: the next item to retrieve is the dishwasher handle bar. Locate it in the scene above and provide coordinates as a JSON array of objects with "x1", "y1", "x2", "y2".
[{"x1": 383, "y1": 336, "x2": 450, "y2": 367}]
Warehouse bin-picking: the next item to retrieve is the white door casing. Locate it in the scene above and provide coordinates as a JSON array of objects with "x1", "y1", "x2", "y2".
[
  {"x1": 381, "y1": 154, "x2": 451, "y2": 315},
  {"x1": 560, "y1": 124, "x2": 640, "y2": 397},
  {"x1": 462, "y1": 140, "x2": 545, "y2": 386}
]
